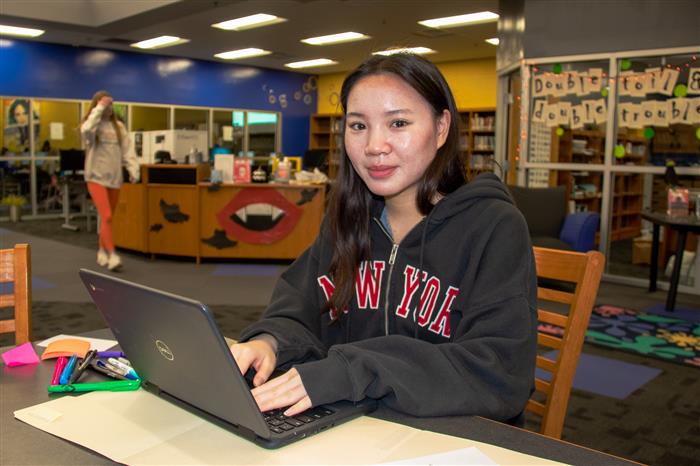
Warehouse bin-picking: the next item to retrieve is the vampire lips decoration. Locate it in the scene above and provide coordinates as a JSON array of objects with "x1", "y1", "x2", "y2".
[{"x1": 216, "y1": 188, "x2": 301, "y2": 244}]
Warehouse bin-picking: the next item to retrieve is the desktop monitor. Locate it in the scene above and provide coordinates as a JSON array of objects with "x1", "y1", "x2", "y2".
[
  {"x1": 59, "y1": 149, "x2": 86, "y2": 174},
  {"x1": 302, "y1": 149, "x2": 328, "y2": 171}
]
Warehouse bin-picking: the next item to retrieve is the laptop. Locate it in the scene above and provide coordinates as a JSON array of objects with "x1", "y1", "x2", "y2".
[{"x1": 79, "y1": 268, "x2": 376, "y2": 449}]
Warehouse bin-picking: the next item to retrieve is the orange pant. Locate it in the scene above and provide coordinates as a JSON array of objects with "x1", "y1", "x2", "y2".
[{"x1": 87, "y1": 182, "x2": 120, "y2": 253}]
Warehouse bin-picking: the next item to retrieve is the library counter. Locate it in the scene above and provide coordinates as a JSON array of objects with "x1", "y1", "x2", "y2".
[{"x1": 112, "y1": 164, "x2": 326, "y2": 262}]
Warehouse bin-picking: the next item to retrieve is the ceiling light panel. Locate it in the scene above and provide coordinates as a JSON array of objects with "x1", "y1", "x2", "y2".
[
  {"x1": 214, "y1": 48, "x2": 271, "y2": 60},
  {"x1": 373, "y1": 47, "x2": 435, "y2": 56},
  {"x1": 418, "y1": 11, "x2": 499, "y2": 29},
  {"x1": 0, "y1": 24, "x2": 44, "y2": 37},
  {"x1": 301, "y1": 32, "x2": 369, "y2": 45},
  {"x1": 212, "y1": 13, "x2": 286, "y2": 31},
  {"x1": 485, "y1": 38, "x2": 499, "y2": 45},
  {"x1": 131, "y1": 36, "x2": 189, "y2": 49},
  {"x1": 285, "y1": 58, "x2": 338, "y2": 69}
]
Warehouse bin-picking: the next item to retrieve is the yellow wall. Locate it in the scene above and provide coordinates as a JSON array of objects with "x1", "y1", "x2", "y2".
[{"x1": 316, "y1": 57, "x2": 497, "y2": 114}]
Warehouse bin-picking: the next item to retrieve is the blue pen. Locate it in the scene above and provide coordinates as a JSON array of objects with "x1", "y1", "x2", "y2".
[
  {"x1": 106, "y1": 358, "x2": 139, "y2": 380},
  {"x1": 96, "y1": 351, "x2": 125, "y2": 358},
  {"x1": 59, "y1": 354, "x2": 78, "y2": 385}
]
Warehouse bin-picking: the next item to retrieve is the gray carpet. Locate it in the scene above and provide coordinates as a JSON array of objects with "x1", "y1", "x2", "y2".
[
  {"x1": 2, "y1": 218, "x2": 700, "y2": 466},
  {"x1": 0, "y1": 301, "x2": 265, "y2": 348}
]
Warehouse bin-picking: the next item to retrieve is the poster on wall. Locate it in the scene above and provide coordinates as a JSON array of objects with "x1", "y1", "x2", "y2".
[{"x1": 3, "y1": 98, "x2": 40, "y2": 154}]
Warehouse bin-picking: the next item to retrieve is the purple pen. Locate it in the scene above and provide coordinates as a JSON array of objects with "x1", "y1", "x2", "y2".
[{"x1": 97, "y1": 351, "x2": 125, "y2": 358}]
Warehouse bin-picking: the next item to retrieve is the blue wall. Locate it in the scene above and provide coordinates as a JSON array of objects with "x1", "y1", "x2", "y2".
[{"x1": 0, "y1": 39, "x2": 316, "y2": 156}]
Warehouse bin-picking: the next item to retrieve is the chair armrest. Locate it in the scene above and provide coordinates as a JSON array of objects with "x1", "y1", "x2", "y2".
[{"x1": 559, "y1": 212, "x2": 600, "y2": 252}]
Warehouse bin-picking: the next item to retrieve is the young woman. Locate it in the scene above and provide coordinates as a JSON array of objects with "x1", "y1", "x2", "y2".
[
  {"x1": 81, "y1": 91, "x2": 139, "y2": 271},
  {"x1": 231, "y1": 54, "x2": 537, "y2": 423}
]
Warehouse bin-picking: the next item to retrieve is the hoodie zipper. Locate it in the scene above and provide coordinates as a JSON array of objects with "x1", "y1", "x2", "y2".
[{"x1": 373, "y1": 218, "x2": 399, "y2": 336}]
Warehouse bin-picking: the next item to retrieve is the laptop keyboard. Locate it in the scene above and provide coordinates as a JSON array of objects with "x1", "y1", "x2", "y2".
[{"x1": 263, "y1": 406, "x2": 334, "y2": 434}]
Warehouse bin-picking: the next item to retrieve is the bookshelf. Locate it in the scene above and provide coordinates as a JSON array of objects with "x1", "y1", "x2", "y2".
[
  {"x1": 551, "y1": 127, "x2": 649, "y2": 241},
  {"x1": 458, "y1": 108, "x2": 496, "y2": 173},
  {"x1": 309, "y1": 113, "x2": 343, "y2": 179}
]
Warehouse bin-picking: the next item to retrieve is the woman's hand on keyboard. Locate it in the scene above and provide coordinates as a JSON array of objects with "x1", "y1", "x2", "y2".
[
  {"x1": 251, "y1": 368, "x2": 312, "y2": 417},
  {"x1": 230, "y1": 339, "x2": 277, "y2": 387}
]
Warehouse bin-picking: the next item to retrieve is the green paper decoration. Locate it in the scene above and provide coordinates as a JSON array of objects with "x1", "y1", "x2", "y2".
[
  {"x1": 614, "y1": 145, "x2": 626, "y2": 158},
  {"x1": 552, "y1": 63, "x2": 562, "y2": 74},
  {"x1": 674, "y1": 84, "x2": 688, "y2": 97},
  {"x1": 643, "y1": 127, "x2": 655, "y2": 139},
  {"x1": 620, "y1": 59, "x2": 632, "y2": 70},
  {"x1": 696, "y1": 127, "x2": 700, "y2": 140},
  {"x1": 556, "y1": 127, "x2": 564, "y2": 136},
  {"x1": 601, "y1": 88, "x2": 609, "y2": 97}
]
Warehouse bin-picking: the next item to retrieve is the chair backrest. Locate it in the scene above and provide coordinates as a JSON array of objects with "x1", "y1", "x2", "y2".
[
  {"x1": 526, "y1": 246, "x2": 605, "y2": 439},
  {"x1": 0, "y1": 243, "x2": 32, "y2": 345},
  {"x1": 508, "y1": 185, "x2": 567, "y2": 238}
]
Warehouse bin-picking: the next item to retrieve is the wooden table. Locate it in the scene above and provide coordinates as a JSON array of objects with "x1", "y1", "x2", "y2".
[
  {"x1": 641, "y1": 210, "x2": 700, "y2": 311},
  {"x1": 2, "y1": 330, "x2": 639, "y2": 466}
]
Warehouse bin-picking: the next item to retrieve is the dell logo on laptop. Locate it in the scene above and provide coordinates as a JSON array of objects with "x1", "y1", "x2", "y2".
[{"x1": 155, "y1": 340, "x2": 174, "y2": 361}]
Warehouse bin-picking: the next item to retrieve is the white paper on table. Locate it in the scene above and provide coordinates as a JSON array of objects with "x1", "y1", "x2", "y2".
[
  {"x1": 50, "y1": 122, "x2": 64, "y2": 140},
  {"x1": 382, "y1": 446, "x2": 496, "y2": 465},
  {"x1": 36, "y1": 334, "x2": 118, "y2": 352},
  {"x1": 14, "y1": 390, "x2": 564, "y2": 466}
]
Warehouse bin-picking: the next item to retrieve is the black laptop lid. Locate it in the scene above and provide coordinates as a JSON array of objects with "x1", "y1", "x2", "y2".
[{"x1": 78, "y1": 269, "x2": 270, "y2": 439}]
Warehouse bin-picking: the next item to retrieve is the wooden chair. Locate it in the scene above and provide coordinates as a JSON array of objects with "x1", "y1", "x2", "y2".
[
  {"x1": 0, "y1": 243, "x2": 32, "y2": 345},
  {"x1": 526, "y1": 246, "x2": 605, "y2": 439}
]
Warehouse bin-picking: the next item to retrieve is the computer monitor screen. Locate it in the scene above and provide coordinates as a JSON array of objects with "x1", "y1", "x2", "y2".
[
  {"x1": 303, "y1": 149, "x2": 328, "y2": 171},
  {"x1": 59, "y1": 149, "x2": 86, "y2": 173}
]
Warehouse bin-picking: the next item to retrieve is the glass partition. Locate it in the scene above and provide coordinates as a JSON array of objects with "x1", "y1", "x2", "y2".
[
  {"x1": 34, "y1": 99, "x2": 81, "y2": 214},
  {"x1": 520, "y1": 49, "x2": 699, "y2": 295},
  {"x1": 247, "y1": 111, "x2": 278, "y2": 155},
  {"x1": 614, "y1": 53, "x2": 699, "y2": 167},
  {"x1": 527, "y1": 60, "x2": 610, "y2": 249},
  {"x1": 1, "y1": 97, "x2": 283, "y2": 219},
  {"x1": 212, "y1": 110, "x2": 245, "y2": 155},
  {"x1": 131, "y1": 105, "x2": 169, "y2": 131},
  {"x1": 174, "y1": 107, "x2": 208, "y2": 131},
  {"x1": 606, "y1": 53, "x2": 700, "y2": 287},
  {"x1": 35, "y1": 100, "x2": 81, "y2": 153}
]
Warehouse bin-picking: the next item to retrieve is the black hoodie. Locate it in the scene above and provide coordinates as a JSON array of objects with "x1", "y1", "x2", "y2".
[{"x1": 239, "y1": 173, "x2": 537, "y2": 421}]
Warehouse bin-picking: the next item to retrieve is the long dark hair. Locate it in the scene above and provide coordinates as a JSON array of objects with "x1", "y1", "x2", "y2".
[{"x1": 326, "y1": 53, "x2": 465, "y2": 313}]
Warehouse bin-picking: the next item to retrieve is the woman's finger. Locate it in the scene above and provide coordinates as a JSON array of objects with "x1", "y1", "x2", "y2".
[
  {"x1": 283, "y1": 396, "x2": 313, "y2": 417},
  {"x1": 253, "y1": 370, "x2": 309, "y2": 412}
]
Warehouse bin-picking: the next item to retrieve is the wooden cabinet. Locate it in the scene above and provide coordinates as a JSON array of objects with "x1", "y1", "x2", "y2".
[
  {"x1": 113, "y1": 164, "x2": 326, "y2": 261},
  {"x1": 147, "y1": 185, "x2": 199, "y2": 257},
  {"x1": 144, "y1": 164, "x2": 209, "y2": 260},
  {"x1": 112, "y1": 181, "x2": 146, "y2": 251},
  {"x1": 199, "y1": 183, "x2": 325, "y2": 259},
  {"x1": 309, "y1": 114, "x2": 343, "y2": 179},
  {"x1": 457, "y1": 108, "x2": 496, "y2": 174}
]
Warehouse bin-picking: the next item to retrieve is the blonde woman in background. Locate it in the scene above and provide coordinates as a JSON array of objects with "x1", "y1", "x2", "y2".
[{"x1": 81, "y1": 90, "x2": 139, "y2": 271}]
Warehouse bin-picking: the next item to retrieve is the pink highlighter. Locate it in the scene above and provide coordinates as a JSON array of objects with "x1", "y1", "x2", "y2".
[{"x1": 51, "y1": 357, "x2": 69, "y2": 385}]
